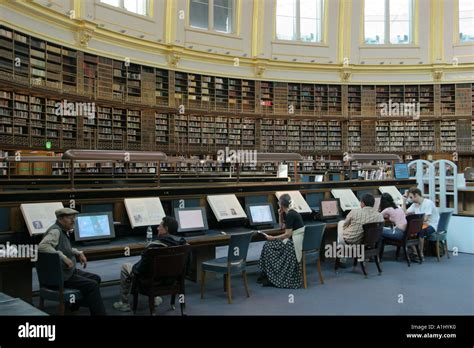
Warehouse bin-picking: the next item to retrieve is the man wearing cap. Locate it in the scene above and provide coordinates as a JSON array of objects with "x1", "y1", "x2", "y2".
[{"x1": 38, "y1": 208, "x2": 106, "y2": 315}]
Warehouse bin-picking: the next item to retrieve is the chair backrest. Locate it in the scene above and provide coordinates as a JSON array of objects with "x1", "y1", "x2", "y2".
[
  {"x1": 302, "y1": 223, "x2": 326, "y2": 251},
  {"x1": 145, "y1": 244, "x2": 191, "y2": 281},
  {"x1": 405, "y1": 214, "x2": 425, "y2": 240},
  {"x1": 437, "y1": 211, "x2": 453, "y2": 233},
  {"x1": 227, "y1": 232, "x2": 253, "y2": 264},
  {"x1": 362, "y1": 222, "x2": 384, "y2": 249},
  {"x1": 36, "y1": 252, "x2": 64, "y2": 289}
]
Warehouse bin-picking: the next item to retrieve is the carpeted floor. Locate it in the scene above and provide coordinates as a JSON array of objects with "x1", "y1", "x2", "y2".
[{"x1": 31, "y1": 242, "x2": 474, "y2": 316}]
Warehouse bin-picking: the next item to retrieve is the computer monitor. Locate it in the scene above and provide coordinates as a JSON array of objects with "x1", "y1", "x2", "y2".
[
  {"x1": 319, "y1": 199, "x2": 341, "y2": 220},
  {"x1": 394, "y1": 163, "x2": 409, "y2": 179},
  {"x1": 74, "y1": 212, "x2": 115, "y2": 242},
  {"x1": 246, "y1": 203, "x2": 276, "y2": 227},
  {"x1": 314, "y1": 174, "x2": 324, "y2": 182},
  {"x1": 174, "y1": 207, "x2": 209, "y2": 233}
]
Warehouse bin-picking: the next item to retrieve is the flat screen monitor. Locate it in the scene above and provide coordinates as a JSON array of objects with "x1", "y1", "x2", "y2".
[
  {"x1": 319, "y1": 199, "x2": 341, "y2": 220},
  {"x1": 246, "y1": 203, "x2": 276, "y2": 226},
  {"x1": 174, "y1": 207, "x2": 209, "y2": 233},
  {"x1": 314, "y1": 174, "x2": 324, "y2": 182},
  {"x1": 394, "y1": 163, "x2": 409, "y2": 179},
  {"x1": 74, "y1": 212, "x2": 115, "y2": 242}
]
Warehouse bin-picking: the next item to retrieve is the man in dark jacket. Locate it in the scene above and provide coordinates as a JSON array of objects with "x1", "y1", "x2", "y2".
[
  {"x1": 113, "y1": 216, "x2": 186, "y2": 312},
  {"x1": 38, "y1": 208, "x2": 106, "y2": 315}
]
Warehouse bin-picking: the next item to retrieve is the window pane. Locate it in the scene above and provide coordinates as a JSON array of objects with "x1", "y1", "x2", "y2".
[
  {"x1": 459, "y1": 0, "x2": 474, "y2": 42},
  {"x1": 124, "y1": 0, "x2": 147, "y2": 15},
  {"x1": 276, "y1": 16, "x2": 296, "y2": 40},
  {"x1": 300, "y1": 0, "x2": 317, "y2": 19},
  {"x1": 390, "y1": 21, "x2": 410, "y2": 43},
  {"x1": 365, "y1": 0, "x2": 385, "y2": 44},
  {"x1": 101, "y1": 0, "x2": 120, "y2": 6},
  {"x1": 276, "y1": 0, "x2": 296, "y2": 40},
  {"x1": 190, "y1": 0, "x2": 209, "y2": 29},
  {"x1": 390, "y1": 0, "x2": 410, "y2": 21},
  {"x1": 214, "y1": 0, "x2": 233, "y2": 33},
  {"x1": 300, "y1": 18, "x2": 317, "y2": 42},
  {"x1": 365, "y1": 21, "x2": 385, "y2": 44}
]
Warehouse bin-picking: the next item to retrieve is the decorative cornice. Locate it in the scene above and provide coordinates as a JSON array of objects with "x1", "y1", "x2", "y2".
[
  {"x1": 341, "y1": 68, "x2": 351, "y2": 82},
  {"x1": 255, "y1": 62, "x2": 266, "y2": 78},
  {"x1": 433, "y1": 70, "x2": 443, "y2": 82},
  {"x1": 168, "y1": 52, "x2": 181, "y2": 68}
]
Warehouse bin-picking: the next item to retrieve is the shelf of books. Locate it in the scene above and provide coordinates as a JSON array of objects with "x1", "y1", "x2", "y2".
[
  {"x1": 440, "y1": 84, "x2": 455, "y2": 116},
  {"x1": 155, "y1": 113, "x2": 169, "y2": 145},
  {"x1": 260, "y1": 81, "x2": 274, "y2": 114},
  {"x1": 456, "y1": 119, "x2": 472, "y2": 153},
  {"x1": 419, "y1": 121, "x2": 435, "y2": 152},
  {"x1": 455, "y1": 83, "x2": 472, "y2": 116},
  {"x1": 347, "y1": 121, "x2": 361, "y2": 152},
  {"x1": 361, "y1": 85, "x2": 376, "y2": 117},
  {"x1": 348, "y1": 85, "x2": 361, "y2": 117},
  {"x1": 127, "y1": 110, "x2": 141, "y2": 149},
  {"x1": 155, "y1": 68, "x2": 169, "y2": 106},
  {"x1": 439, "y1": 120, "x2": 457, "y2": 152}
]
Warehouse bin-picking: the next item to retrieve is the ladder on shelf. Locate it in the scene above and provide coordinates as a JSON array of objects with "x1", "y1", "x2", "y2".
[{"x1": 407, "y1": 159, "x2": 458, "y2": 213}]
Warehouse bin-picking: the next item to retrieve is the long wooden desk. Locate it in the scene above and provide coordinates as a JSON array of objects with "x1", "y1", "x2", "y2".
[{"x1": 79, "y1": 223, "x2": 338, "y2": 282}]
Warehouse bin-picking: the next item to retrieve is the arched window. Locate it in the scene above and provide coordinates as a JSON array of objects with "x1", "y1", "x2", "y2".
[
  {"x1": 276, "y1": 0, "x2": 324, "y2": 43},
  {"x1": 189, "y1": 0, "x2": 235, "y2": 34},
  {"x1": 459, "y1": 0, "x2": 474, "y2": 42},
  {"x1": 100, "y1": 0, "x2": 148, "y2": 16}
]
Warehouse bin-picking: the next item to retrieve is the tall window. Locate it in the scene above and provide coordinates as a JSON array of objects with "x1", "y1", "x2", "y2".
[
  {"x1": 459, "y1": 0, "x2": 474, "y2": 42},
  {"x1": 189, "y1": 0, "x2": 234, "y2": 34},
  {"x1": 276, "y1": 0, "x2": 324, "y2": 42},
  {"x1": 364, "y1": 0, "x2": 413, "y2": 44},
  {"x1": 100, "y1": 0, "x2": 148, "y2": 16}
]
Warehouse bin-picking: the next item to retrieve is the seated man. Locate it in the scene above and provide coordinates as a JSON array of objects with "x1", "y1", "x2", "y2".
[
  {"x1": 403, "y1": 187, "x2": 440, "y2": 260},
  {"x1": 113, "y1": 216, "x2": 186, "y2": 312},
  {"x1": 337, "y1": 193, "x2": 384, "y2": 246},
  {"x1": 38, "y1": 208, "x2": 106, "y2": 315}
]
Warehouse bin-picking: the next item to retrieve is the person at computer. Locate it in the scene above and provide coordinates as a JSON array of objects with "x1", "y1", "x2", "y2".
[
  {"x1": 402, "y1": 187, "x2": 440, "y2": 260},
  {"x1": 379, "y1": 192, "x2": 407, "y2": 241},
  {"x1": 337, "y1": 194, "x2": 384, "y2": 264},
  {"x1": 113, "y1": 216, "x2": 186, "y2": 312},
  {"x1": 258, "y1": 194, "x2": 305, "y2": 288},
  {"x1": 38, "y1": 208, "x2": 106, "y2": 316}
]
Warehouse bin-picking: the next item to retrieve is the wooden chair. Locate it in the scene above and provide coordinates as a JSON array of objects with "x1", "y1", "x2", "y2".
[
  {"x1": 355, "y1": 222, "x2": 384, "y2": 277},
  {"x1": 131, "y1": 244, "x2": 190, "y2": 315},
  {"x1": 379, "y1": 213, "x2": 424, "y2": 267}
]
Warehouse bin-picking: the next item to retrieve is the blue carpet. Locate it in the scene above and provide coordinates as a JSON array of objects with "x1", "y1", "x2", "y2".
[{"x1": 32, "y1": 246, "x2": 474, "y2": 316}]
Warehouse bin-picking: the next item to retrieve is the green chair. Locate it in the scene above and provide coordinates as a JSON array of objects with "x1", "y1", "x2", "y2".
[
  {"x1": 200, "y1": 231, "x2": 253, "y2": 304},
  {"x1": 36, "y1": 252, "x2": 82, "y2": 315},
  {"x1": 428, "y1": 211, "x2": 453, "y2": 262},
  {"x1": 301, "y1": 223, "x2": 326, "y2": 288}
]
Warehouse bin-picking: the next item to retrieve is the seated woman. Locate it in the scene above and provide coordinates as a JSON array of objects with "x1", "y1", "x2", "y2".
[
  {"x1": 379, "y1": 192, "x2": 407, "y2": 240},
  {"x1": 258, "y1": 194, "x2": 305, "y2": 288}
]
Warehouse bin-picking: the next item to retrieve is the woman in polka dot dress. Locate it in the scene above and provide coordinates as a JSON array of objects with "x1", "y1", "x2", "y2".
[{"x1": 258, "y1": 193, "x2": 305, "y2": 288}]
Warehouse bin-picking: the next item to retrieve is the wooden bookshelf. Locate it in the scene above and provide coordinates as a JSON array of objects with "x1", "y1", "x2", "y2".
[
  {"x1": 419, "y1": 121, "x2": 435, "y2": 152},
  {"x1": 260, "y1": 81, "x2": 274, "y2": 114},
  {"x1": 155, "y1": 113, "x2": 169, "y2": 145},
  {"x1": 348, "y1": 85, "x2": 361, "y2": 116},
  {"x1": 419, "y1": 85, "x2": 434, "y2": 115},
  {"x1": 361, "y1": 86, "x2": 376, "y2": 117},
  {"x1": 347, "y1": 121, "x2": 361, "y2": 152},
  {"x1": 440, "y1": 84, "x2": 455, "y2": 115},
  {"x1": 376, "y1": 120, "x2": 390, "y2": 152},
  {"x1": 456, "y1": 119, "x2": 472, "y2": 153},
  {"x1": 439, "y1": 120, "x2": 457, "y2": 152},
  {"x1": 376, "y1": 86, "x2": 390, "y2": 117},
  {"x1": 455, "y1": 83, "x2": 472, "y2": 116}
]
